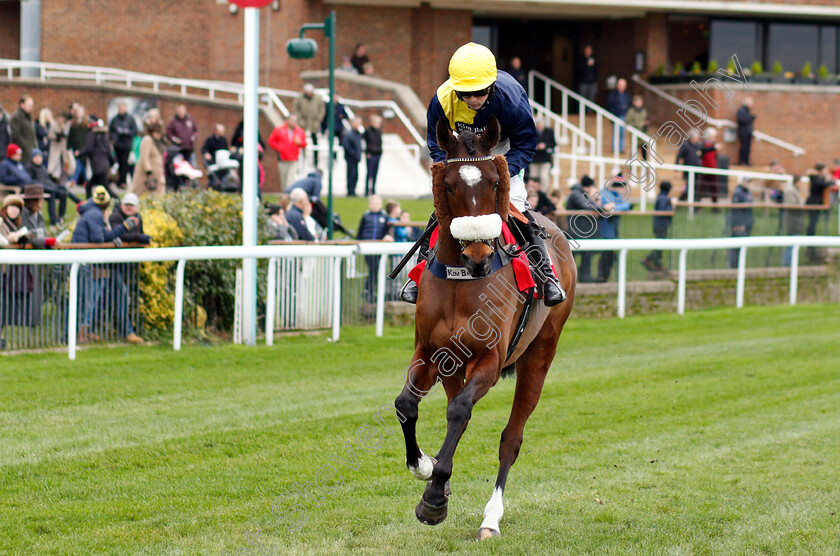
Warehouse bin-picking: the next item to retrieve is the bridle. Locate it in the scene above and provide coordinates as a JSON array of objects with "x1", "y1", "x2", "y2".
[{"x1": 443, "y1": 154, "x2": 502, "y2": 253}]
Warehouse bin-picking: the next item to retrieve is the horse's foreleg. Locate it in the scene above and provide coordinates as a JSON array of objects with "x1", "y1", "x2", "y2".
[
  {"x1": 416, "y1": 357, "x2": 498, "y2": 526},
  {"x1": 478, "y1": 340, "x2": 554, "y2": 540},
  {"x1": 394, "y1": 350, "x2": 438, "y2": 481}
]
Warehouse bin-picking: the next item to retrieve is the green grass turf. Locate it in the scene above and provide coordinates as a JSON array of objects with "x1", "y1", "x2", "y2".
[{"x1": 2, "y1": 304, "x2": 840, "y2": 554}]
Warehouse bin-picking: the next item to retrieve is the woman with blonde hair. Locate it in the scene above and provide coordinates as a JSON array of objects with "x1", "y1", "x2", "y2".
[{"x1": 36, "y1": 107, "x2": 54, "y2": 156}]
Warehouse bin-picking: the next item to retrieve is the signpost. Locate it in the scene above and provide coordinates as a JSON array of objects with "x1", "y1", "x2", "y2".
[
  {"x1": 230, "y1": 0, "x2": 272, "y2": 346},
  {"x1": 287, "y1": 12, "x2": 337, "y2": 239}
]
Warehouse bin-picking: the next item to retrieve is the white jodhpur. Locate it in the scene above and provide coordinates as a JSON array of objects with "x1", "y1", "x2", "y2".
[{"x1": 408, "y1": 449, "x2": 435, "y2": 481}]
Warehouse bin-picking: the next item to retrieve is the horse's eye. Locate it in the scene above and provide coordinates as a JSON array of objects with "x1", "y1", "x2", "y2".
[
  {"x1": 444, "y1": 182, "x2": 454, "y2": 195},
  {"x1": 493, "y1": 180, "x2": 499, "y2": 191}
]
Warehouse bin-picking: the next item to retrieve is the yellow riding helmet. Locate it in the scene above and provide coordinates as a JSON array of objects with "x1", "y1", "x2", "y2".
[{"x1": 447, "y1": 42, "x2": 497, "y2": 92}]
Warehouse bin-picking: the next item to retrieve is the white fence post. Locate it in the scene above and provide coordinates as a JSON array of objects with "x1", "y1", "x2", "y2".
[
  {"x1": 68, "y1": 263, "x2": 80, "y2": 360},
  {"x1": 687, "y1": 172, "x2": 696, "y2": 219},
  {"x1": 266, "y1": 257, "x2": 277, "y2": 346},
  {"x1": 678, "y1": 249, "x2": 687, "y2": 315},
  {"x1": 173, "y1": 259, "x2": 186, "y2": 351},
  {"x1": 332, "y1": 257, "x2": 343, "y2": 342},
  {"x1": 617, "y1": 249, "x2": 628, "y2": 318},
  {"x1": 789, "y1": 245, "x2": 800, "y2": 306},
  {"x1": 736, "y1": 246, "x2": 747, "y2": 308},
  {"x1": 376, "y1": 253, "x2": 388, "y2": 337}
]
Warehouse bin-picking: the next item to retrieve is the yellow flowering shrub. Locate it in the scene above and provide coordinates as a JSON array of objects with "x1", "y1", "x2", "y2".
[{"x1": 139, "y1": 208, "x2": 184, "y2": 331}]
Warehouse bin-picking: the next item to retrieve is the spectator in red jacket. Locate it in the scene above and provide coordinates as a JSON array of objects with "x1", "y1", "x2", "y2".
[
  {"x1": 165, "y1": 104, "x2": 199, "y2": 167},
  {"x1": 699, "y1": 127, "x2": 719, "y2": 202},
  {"x1": 268, "y1": 114, "x2": 307, "y2": 190}
]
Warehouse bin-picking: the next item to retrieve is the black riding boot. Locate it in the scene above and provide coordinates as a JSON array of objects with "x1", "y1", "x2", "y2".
[
  {"x1": 514, "y1": 211, "x2": 566, "y2": 307},
  {"x1": 399, "y1": 212, "x2": 436, "y2": 304}
]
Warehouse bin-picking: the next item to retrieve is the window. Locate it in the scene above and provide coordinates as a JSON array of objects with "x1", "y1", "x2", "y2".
[
  {"x1": 820, "y1": 26, "x2": 837, "y2": 74},
  {"x1": 710, "y1": 20, "x2": 761, "y2": 68},
  {"x1": 767, "y1": 23, "x2": 818, "y2": 74}
]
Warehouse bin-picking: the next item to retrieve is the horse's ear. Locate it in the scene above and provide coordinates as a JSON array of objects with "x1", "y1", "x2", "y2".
[
  {"x1": 480, "y1": 116, "x2": 501, "y2": 152},
  {"x1": 436, "y1": 118, "x2": 455, "y2": 156}
]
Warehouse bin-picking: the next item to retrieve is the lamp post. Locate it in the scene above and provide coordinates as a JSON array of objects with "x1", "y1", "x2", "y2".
[{"x1": 287, "y1": 11, "x2": 336, "y2": 238}]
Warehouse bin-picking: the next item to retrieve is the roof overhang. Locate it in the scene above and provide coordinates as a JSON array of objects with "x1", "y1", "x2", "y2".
[{"x1": 325, "y1": 0, "x2": 840, "y2": 19}]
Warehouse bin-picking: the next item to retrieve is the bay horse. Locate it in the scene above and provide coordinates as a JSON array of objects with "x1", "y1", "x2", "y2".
[{"x1": 394, "y1": 116, "x2": 577, "y2": 540}]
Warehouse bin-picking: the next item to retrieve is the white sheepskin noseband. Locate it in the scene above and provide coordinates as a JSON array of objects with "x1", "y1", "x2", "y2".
[{"x1": 449, "y1": 214, "x2": 503, "y2": 241}]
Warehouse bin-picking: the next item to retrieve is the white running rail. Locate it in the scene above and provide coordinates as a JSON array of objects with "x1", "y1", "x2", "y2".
[
  {"x1": 359, "y1": 235, "x2": 840, "y2": 329},
  {"x1": 553, "y1": 151, "x2": 794, "y2": 213},
  {"x1": 528, "y1": 70, "x2": 656, "y2": 164},
  {"x1": 632, "y1": 74, "x2": 805, "y2": 157}
]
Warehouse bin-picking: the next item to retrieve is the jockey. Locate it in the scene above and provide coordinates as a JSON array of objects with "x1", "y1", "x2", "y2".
[{"x1": 400, "y1": 42, "x2": 566, "y2": 306}]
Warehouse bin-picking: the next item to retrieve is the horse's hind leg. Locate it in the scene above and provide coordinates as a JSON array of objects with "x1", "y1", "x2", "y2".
[
  {"x1": 394, "y1": 350, "x2": 438, "y2": 481},
  {"x1": 478, "y1": 337, "x2": 556, "y2": 540}
]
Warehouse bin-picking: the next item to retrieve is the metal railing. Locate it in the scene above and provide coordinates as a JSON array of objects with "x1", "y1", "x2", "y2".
[
  {"x1": 530, "y1": 101, "x2": 596, "y2": 188},
  {"x1": 552, "y1": 151, "x2": 795, "y2": 213},
  {"x1": 528, "y1": 70, "x2": 656, "y2": 164},
  {"x1": 3, "y1": 236, "x2": 837, "y2": 358},
  {"x1": 631, "y1": 74, "x2": 806, "y2": 157}
]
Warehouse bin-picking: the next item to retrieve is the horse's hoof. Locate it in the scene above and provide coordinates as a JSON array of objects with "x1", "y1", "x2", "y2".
[
  {"x1": 415, "y1": 498, "x2": 448, "y2": 526},
  {"x1": 477, "y1": 527, "x2": 500, "y2": 540}
]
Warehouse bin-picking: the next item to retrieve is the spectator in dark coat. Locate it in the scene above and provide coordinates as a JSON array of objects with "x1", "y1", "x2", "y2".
[
  {"x1": 576, "y1": 45, "x2": 598, "y2": 102},
  {"x1": 26, "y1": 148, "x2": 81, "y2": 224},
  {"x1": 0, "y1": 143, "x2": 33, "y2": 186},
  {"x1": 736, "y1": 98, "x2": 756, "y2": 165},
  {"x1": 508, "y1": 57, "x2": 527, "y2": 90},
  {"x1": 564, "y1": 175, "x2": 600, "y2": 282},
  {"x1": 727, "y1": 178, "x2": 754, "y2": 268},
  {"x1": 71, "y1": 186, "x2": 136, "y2": 244},
  {"x1": 320, "y1": 100, "x2": 348, "y2": 144},
  {"x1": 350, "y1": 44, "x2": 369, "y2": 75},
  {"x1": 526, "y1": 177, "x2": 556, "y2": 215},
  {"x1": 9, "y1": 94, "x2": 36, "y2": 163},
  {"x1": 342, "y1": 117, "x2": 363, "y2": 197},
  {"x1": 363, "y1": 115, "x2": 383, "y2": 197},
  {"x1": 356, "y1": 195, "x2": 392, "y2": 301},
  {"x1": 285, "y1": 188, "x2": 316, "y2": 242},
  {"x1": 529, "y1": 117, "x2": 556, "y2": 190},
  {"x1": 642, "y1": 180, "x2": 673, "y2": 271},
  {"x1": 675, "y1": 129, "x2": 702, "y2": 199},
  {"x1": 76, "y1": 119, "x2": 116, "y2": 200},
  {"x1": 201, "y1": 123, "x2": 228, "y2": 166},
  {"x1": 108, "y1": 102, "x2": 138, "y2": 188},
  {"x1": 108, "y1": 193, "x2": 150, "y2": 245},
  {"x1": 606, "y1": 78, "x2": 631, "y2": 153},
  {"x1": 285, "y1": 170, "x2": 322, "y2": 202}
]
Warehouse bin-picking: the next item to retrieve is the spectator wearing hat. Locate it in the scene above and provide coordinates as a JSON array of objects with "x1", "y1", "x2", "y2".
[
  {"x1": 0, "y1": 144, "x2": 33, "y2": 186},
  {"x1": 108, "y1": 102, "x2": 138, "y2": 189},
  {"x1": 71, "y1": 186, "x2": 138, "y2": 244},
  {"x1": 109, "y1": 193, "x2": 150, "y2": 245},
  {"x1": 293, "y1": 83, "x2": 326, "y2": 167},
  {"x1": 21, "y1": 184, "x2": 58, "y2": 249},
  {"x1": 166, "y1": 104, "x2": 199, "y2": 167},
  {"x1": 0, "y1": 195, "x2": 27, "y2": 246},
  {"x1": 76, "y1": 119, "x2": 116, "y2": 200},
  {"x1": 10, "y1": 94, "x2": 36, "y2": 163},
  {"x1": 26, "y1": 148, "x2": 81, "y2": 225},
  {"x1": 73, "y1": 187, "x2": 144, "y2": 345}
]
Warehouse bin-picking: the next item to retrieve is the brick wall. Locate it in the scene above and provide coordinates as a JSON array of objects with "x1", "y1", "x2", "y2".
[
  {"x1": 0, "y1": 81, "x2": 284, "y2": 192},
  {"x1": 644, "y1": 83, "x2": 840, "y2": 176}
]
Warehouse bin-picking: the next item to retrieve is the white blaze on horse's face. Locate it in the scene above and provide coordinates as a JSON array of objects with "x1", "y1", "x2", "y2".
[{"x1": 459, "y1": 165, "x2": 483, "y2": 187}]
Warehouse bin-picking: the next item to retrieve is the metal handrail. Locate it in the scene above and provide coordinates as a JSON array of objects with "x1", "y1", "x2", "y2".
[
  {"x1": 530, "y1": 100, "x2": 597, "y2": 185},
  {"x1": 528, "y1": 69, "x2": 656, "y2": 162},
  {"x1": 631, "y1": 74, "x2": 806, "y2": 157}
]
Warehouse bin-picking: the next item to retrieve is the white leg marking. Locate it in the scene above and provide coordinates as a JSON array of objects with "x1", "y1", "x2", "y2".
[
  {"x1": 408, "y1": 450, "x2": 435, "y2": 481},
  {"x1": 479, "y1": 486, "x2": 504, "y2": 533}
]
